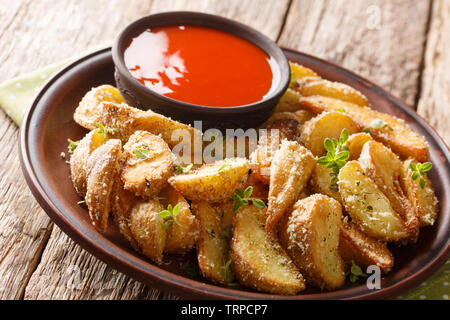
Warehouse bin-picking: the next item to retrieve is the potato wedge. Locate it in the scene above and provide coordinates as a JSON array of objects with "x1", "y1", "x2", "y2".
[
  {"x1": 338, "y1": 161, "x2": 408, "y2": 241},
  {"x1": 70, "y1": 129, "x2": 107, "y2": 196},
  {"x1": 310, "y1": 163, "x2": 342, "y2": 203},
  {"x1": 359, "y1": 141, "x2": 419, "y2": 242},
  {"x1": 129, "y1": 199, "x2": 166, "y2": 264},
  {"x1": 299, "y1": 96, "x2": 429, "y2": 162},
  {"x1": 274, "y1": 88, "x2": 304, "y2": 113},
  {"x1": 294, "y1": 78, "x2": 369, "y2": 107},
  {"x1": 121, "y1": 130, "x2": 173, "y2": 198},
  {"x1": 339, "y1": 217, "x2": 393, "y2": 274},
  {"x1": 74, "y1": 87, "x2": 201, "y2": 149},
  {"x1": 111, "y1": 174, "x2": 140, "y2": 251},
  {"x1": 266, "y1": 140, "x2": 315, "y2": 229},
  {"x1": 85, "y1": 139, "x2": 122, "y2": 232},
  {"x1": 168, "y1": 158, "x2": 249, "y2": 202},
  {"x1": 159, "y1": 186, "x2": 199, "y2": 253},
  {"x1": 261, "y1": 110, "x2": 314, "y2": 131},
  {"x1": 244, "y1": 174, "x2": 269, "y2": 201},
  {"x1": 279, "y1": 194, "x2": 345, "y2": 290},
  {"x1": 231, "y1": 206, "x2": 305, "y2": 295},
  {"x1": 299, "y1": 111, "x2": 358, "y2": 156},
  {"x1": 400, "y1": 159, "x2": 438, "y2": 227},
  {"x1": 290, "y1": 61, "x2": 320, "y2": 80},
  {"x1": 347, "y1": 132, "x2": 372, "y2": 160},
  {"x1": 192, "y1": 201, "x2": 234, "y2": 285}
]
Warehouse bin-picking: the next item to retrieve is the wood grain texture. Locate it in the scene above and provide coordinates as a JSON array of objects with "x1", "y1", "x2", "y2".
[
  {"x1": 0, "y1": 0, "x2": 289, "y2": 300},
  {"x1": 278, "y1": 0, "x2": 431, "y2": 107},
  {"x1": 416, "y1": 0, "x2": 450, "y2": 146}
]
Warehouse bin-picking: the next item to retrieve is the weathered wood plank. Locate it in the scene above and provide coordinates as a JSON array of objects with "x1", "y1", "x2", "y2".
[
  {"x1": 416, "y1": 0, "x2": 450, "y2": 146},
  {"x1": 278, "y1": 0, "x2": 431, "y2": 107},
  {"x1": 16, "y1": 0, "x2": 290, "y2": 299}
]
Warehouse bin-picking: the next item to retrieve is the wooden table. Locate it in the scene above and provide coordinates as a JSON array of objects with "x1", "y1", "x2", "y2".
[{"x1": 0, "y1": 0, "x2": 448, "y2": 299}]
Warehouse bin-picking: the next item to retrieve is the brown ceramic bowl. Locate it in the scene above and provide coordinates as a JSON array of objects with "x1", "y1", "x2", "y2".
[
  {"x1": 112, "y1": 11, "x2": 290, "y2": 130},
  {"x1": 20, "y1": 47, "x2": 450, "y2": 299}
]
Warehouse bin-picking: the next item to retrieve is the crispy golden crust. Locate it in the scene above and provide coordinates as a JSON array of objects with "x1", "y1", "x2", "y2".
[
  {"x1": 70, "y1": 129, "x2": 107, "y2": 196},
  {"x1": 299, "y1": 96, "x2": 429, "y2": 162},
  {"x1": 338, "y1": 161, "x2": 408, "y2": 241},
  {"x1": 274, "y1": 88, "x2": 304, "y2": 113},
  {"x1": 359, "y1": 141, "x2": 420, "y2": 242},
  {"x1": 231, "y1": 206, "x2": 305, "y2": 295},
  {"x1": 401, "y1": 159, "x2": 438, "y2": 227},
  {"x1": 261, "y1": 110, "x2": 314, "y2": 130},
  {"x1": 129, "y1": 199, "x2": 166, "y2": 264},
  {"x1": 111, "y1": 171, "x2": 140, "y2": 251},
  {"x1": 347, "y1": 132, "x2": 373, "y2": 160},
  {"x1": 168, "y1": 158, "x2": 249, "y2": 202},
  {"x1": 310, "y1": 163, "x2": 342, "y2": 203},
  {"x1": 121, "y1": 130, "x2": 173, "y2": 198},
  {"x1": 279, "y1": 194, "x2": 345, "y2": 290},
  {"x1": 299, "y1": 111, "x2": 359, "y2": 156},
  {"x1": 159, "y1": 186, "x2": 199, "y2": 254},
  {"x1": 74, "y1": 85, "x2": 202, "y2": 149},
  {"x1": 294, "y1": 78, "x2": 369, "y2": 107},
  {"x1": 244, "y1": 174, "x2": 269, "y2": 201},
  {"x1": 290, "y1": 62, "x2": 320, "y2": 80},
  {"x1": 85, "y1": 139, "x2": 122, "y2": 232},
  {"x1": 266, "y1": 141, "x2": 315, "y2": 229},
  {"x1": 192, "y1": 201, "x2": 234, "y2": 285},
  {"x1": 339, "y1": 217, "x2": 393, "y2": 274}
]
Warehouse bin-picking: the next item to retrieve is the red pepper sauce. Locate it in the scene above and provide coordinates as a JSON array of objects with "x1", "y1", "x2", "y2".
[{"x1": 124, "y1": 25, "x2": 278, "y2": 107}]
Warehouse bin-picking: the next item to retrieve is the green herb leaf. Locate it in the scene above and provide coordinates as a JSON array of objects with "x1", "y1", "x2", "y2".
[
  {"x1": 96, "y1": 123, "x2": 115, "y2": 139},
  {"x1": 346, "y1": 260, "x2": 367, "y2": 283},
  {"x1": 410, "y1": 161, "x2": 432, "y2": 189},
  {"x1": 221, "y1": 259, "x2": 232, "y2": 281},
  {"x1": 252, "y1": 198, "x2": 266, "y2": 209},
  {"x1": 290, "y1": 72, "x2": 299, "y2": 88},
  {"x1": 218, "y1": 164, "x2": 230, "y2": 173},
  {"x1": 159, "y1": 203, "x2": 182, "y2": 228},
  {"x1": 68, "y1": 139, "x2": 80, "y2": 153},
  {"x1": 134, "y1": 148, "x2": 150, "y2": 160},
  {"x1": 176, "y1": 163, "x2": 193, "y2": 174},
  {"x1": 182, "y1": 261, "x2": 197, "y2": 277},
  {"x1": 369, "y1": 119, "x2": 393, "y2": 131},
  {"x1": 231, "y1": 187, "x2": 265, "y2": 211}
]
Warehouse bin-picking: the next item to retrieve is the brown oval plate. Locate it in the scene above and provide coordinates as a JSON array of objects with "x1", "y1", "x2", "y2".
[{"x1": 19, "y1": 47, "x2": 450, "y2": 299}]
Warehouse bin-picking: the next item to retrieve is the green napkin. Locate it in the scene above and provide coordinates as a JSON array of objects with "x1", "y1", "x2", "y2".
[{"x1": 0, "y1": 57, "x2": 448, "y2": 300}]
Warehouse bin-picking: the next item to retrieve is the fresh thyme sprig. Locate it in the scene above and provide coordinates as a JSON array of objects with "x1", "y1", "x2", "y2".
[
  {"x1": 159, "y1": 203, "x2": 181, "y2": 230},
  {"x1": 231, "y1": 186, "x2": 266, "y2": 212},
  {"x1": 346, "y1": 260, "x2": 367, "y2": 283},
  {"x1": 96, "y1": 123, "x2": 115, "y2": 139},
  {"x1": 67, "y1": 139, "x2": 80, "y2": 153},
  {"x1": 410, "y1": 161, "x2": 433, "y2": 188},
  {"x1": 317, "y1": 128, "x2": 350, "y2": 189},
  {"x1": 134, "y1": 147, "x2": 150, "y2": 160}
]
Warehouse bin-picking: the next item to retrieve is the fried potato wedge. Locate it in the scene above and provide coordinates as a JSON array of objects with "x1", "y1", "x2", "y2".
[
  {"x1": 192, "y1": 201, "x2": 234, "y2": 285},
  {"x1": 244, "y1": 174, "x2": 269, "y2": 201},
  {"x1": 159, "y1": 186, "x2": 199, "y2": 253},
  {"x1": 74, "y1": 87, "x2": 201, "y2": 149},
  {"x1": 401, "y1": 159, "x2": 438, "y2": 227},
  {"x1": 338, "y1": 161, "x2": 408, "y2": 241},
  {"x1": 168, "y1": 158, "x2": 249, "y2": 202},
  {"x1": 129, "y1": 199, "x2": 166, "y2": 264},
  {"x1": 111, "y1": 174, "x2": 140, "y2": 251},
  {"x1": 121, "y1": 131, "x2": 173, "y2": 198},
  {"x1": 261, "y1": 110, "x2": 314, "y2": 131},
  {"x1": 290, "y1": 62, "x2": 320, "y2": 80},
  {"x1": 294, "y1": 79, "x2": 369, "y2": 107},
  {"x1": 310, "y1": 163, "x2": 342, "y2": 203},
  {"x1": 339, "y1": 217, "x2": 393, "y2": 274},
  {"x1": 347, "y1": 132, "x2": 372, "y2": 160},
  {"x1": 274, "y1": 88, "x2": 304, "y2": 113},
  {"x1": 70, "y1": 129, "x2": 107, "y2": 196},
  {"x1": 231, "y1": 206, "x2": 305, "y2": 295},
  {"x1": 85, "y1": 139, "x2": 122, "y2": 232},
  {"x1": 279, "y1": 194, "x2": 345, "y2": 290},
  {"x1": 299, "y1": 111, "x2": 358, "y2": 156},
  {"x1": 266, "y1": 141, "x2": 315, "y2": 229},
  {"x1": 299, "y1": 96, "x2": 429, "y2": 162},
  {"x1": 359, "y1": 141, "x2": 419, "y2": 242}
]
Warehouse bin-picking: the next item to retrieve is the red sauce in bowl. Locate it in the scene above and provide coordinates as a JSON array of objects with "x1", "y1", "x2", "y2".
[{"x1": 124, "y1": 25, "x2": 279, "y2": 107}]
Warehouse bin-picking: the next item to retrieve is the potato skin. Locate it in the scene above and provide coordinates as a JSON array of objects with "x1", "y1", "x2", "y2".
[
  {"x1": 339, "y1": 217, "x2": 393, "y2": 274},
  {"x1": 338, "y1": 161, "x2": 408, "y2": 241},
  {"x1": 310, "y1": 163, "x2": 342, "y2": 204},
  {"x1": 266, "y1": 140, "x2": 315, "y2": 229},
  {"x1": 85, "y1": 139, "x2": 122, "y2": 232},
  {"x1": 400, "y1": 159, "x2": 438, "y2": 227},
  {"x1": 121, "y1": 130, "x2": 173, "y2": 198},
  {"x1": 129, "y1": 199, "x2": 166, "y2": 265},
  {"x1": 359, "y1": 141, "x2": 420, "y2": 242},
  {"x1": 231, "y1": 206, "x2": 305, "y2": 295},
  {"x1": 192, "y1": 201, "x2": 235, "y2": 285},
  {"x1": 169, "y1": 158, "x2": 249, "y2": 202},
  {"x1": 299, "y1": 96, "x2": 429, "y2": 162},
  {"x1": 279, "y1": 194, "x2": 345, "y2": 290},
  {"x1": 347, "y1": 133, "x2": 372, "y2": 160},
  {"x1": 299, "y1": 111, "x2": 358, "y2": 156},
  {"x1": 159, "y1": 186, "x2": 199, "y2": 254}
]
